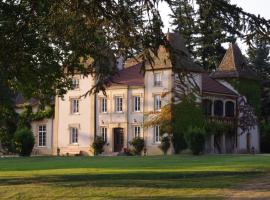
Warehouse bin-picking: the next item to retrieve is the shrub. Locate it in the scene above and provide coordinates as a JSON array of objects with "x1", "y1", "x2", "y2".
[
  {"x1": 185, "y1": 126, "x2": 205, "y2": 155},
  {"x1": 13, "y1": 127, "x2": 35, "y2": 156},
  {"x1": 130, "y1": 137, "x2": 145, "y2": 155},
  {"x1": 92, "y1": 136, "x2": 106, "y2": 155},
  {"x1": 159, "y1": 136, "x2": 171, "y2": 155}
]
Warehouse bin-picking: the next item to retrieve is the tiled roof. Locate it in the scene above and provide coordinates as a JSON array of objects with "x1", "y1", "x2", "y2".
[
  {"x1": 15, "y1": 93, "x2": 39, "y2": 107},
  {"x1": 202, "y1": 73, "x2": 238, "y2": 96},
  {"x1": 211, "y1": 43, "x2": 257, "y2": 80},
  {"x1": 110, "y1": 63, "x2": 144, "y2": 87}
]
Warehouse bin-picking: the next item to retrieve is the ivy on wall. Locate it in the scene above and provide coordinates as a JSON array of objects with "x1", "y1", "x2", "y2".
[{"x1": 228, "y1": 78, "x2": 261, "y2": 115}]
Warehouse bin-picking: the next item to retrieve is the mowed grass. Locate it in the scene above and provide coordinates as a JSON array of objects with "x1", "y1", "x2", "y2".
[{"x1": 0, "y1": 155, "x2": 270, "y2": 200}]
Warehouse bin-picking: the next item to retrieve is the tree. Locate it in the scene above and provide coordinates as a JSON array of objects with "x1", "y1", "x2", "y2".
[
  {"x1": 170, "y1": 0, "x2": 270, "y2": 71},
  {"x1": 13, "y1": 127, "x2": 35, "y2": 156}
]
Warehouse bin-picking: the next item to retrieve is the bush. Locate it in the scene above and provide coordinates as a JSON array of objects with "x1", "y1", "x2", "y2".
[
  {"x1": 159, "y1": 136, "x2": 171, "y2": 155},
  {"x1": 260, "y1": 123, "x2": 270, "y2": 153},
  {"x1": 92, "y1": 136, "x2": 106, "y2": 155},
  {"x1": 130, "y1": 137, "x2": 145, "y2": 155},
  {"x1": 185, "y1": 127, "x2": 205, "y2": 155},
  {"x1": 13, "y1": 127, "x2": 35, "y2": 156}
]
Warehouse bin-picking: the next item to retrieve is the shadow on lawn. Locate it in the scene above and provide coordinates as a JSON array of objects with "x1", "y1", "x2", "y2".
[{"x1": 0, "y1": 171, "x2": 261, "y2": 189}]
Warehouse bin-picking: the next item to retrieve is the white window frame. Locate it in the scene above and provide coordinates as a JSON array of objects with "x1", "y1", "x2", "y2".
[
  {"x1": 134, "y1": 126, "x2": 141, "y2": 138},
  {"x1": 70, "y1": 127, "x2": 78, "y2": 144},
  {"x1": 154, "y1": 125, "x2": 161, "y2": 143},
  {"x1": 101, "y1": 97, "x2": 107, "y2": 113},
  {"x1": 134, "y1": 96, "x2": 141, "y2": 112},
  {"x1": 71, "y1": 78, "x2": 79, "y2": 90},
  {"x1": 71, "y1": 98, "x2": 79, "y2": 114},
  {"x1": 115, "y1": 96, "x2": 123, "y2": 113},
  {"x1": 154, "y1": 95, "x2": 161, "y2": 111},
  {"x1": 38, "y1": 125, "x2": 46, "y2": 147},
  {"x1": 101, "y1": 127, "x2": 107, "y2": 142},
  {"x1": 154, "y1": 73, "x2": 162, "y2": 86}
]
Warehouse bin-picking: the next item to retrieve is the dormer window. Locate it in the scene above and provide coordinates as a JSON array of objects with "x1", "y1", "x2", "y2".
[
  {"x1": 71, "y1": 78, "x2": 79, "y2": 89},
  {"x1": 154, "y1": 73, "x2": 162, "y2": 86}
]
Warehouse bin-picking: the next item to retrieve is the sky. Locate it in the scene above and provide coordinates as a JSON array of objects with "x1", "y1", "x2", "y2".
[{"x1": 159, "y1": 0, "x2": 270, "y2": 52}]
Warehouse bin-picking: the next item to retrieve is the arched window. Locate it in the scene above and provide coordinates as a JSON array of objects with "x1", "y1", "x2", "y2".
[
  {"x1": 225, "y1": 101, "x2": 235, "y2": 117},
  {"x1": 214, "y1": 100, "x2": 223, "y2": 116},
  {"x1": 202, "y1": 99, "x2": 212, "y2": 116}
]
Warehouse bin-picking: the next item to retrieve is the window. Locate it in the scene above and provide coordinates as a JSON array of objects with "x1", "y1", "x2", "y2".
[
  {"x1": 70, "y1": 127, "x2": 78, "y2": 144},
  {"x1": 214, "y1": 100, "x2": 223, "y2": 116},
  {"x1": 154, "y1": 73, "x2": 162, "y2": 86},
  {"x1": 101, "y1": 98, "x2": 107, "y2": 113},
  {"x1": 115, "y1": 96, "x2": 123, "y2": 112},
  {"x1": 154, "y1": 125, "x2": 160, "y2": 143},
  {"x1": 71, "y1": 99, "x2": 79, "y2": 114},
  {"x1": 154, "y1": 95, "x2": 161, "y2": 111},
  {"x1": 134, "y1": 126, "x2": 141, "y2": 138},
  {"x1": 101, "y1": 127, "x2": 107, "y2": 142},
  {"x1": 134, "y1": 96, "x2": 141, "y2": 112},
  {"x1": 38, "y1": 125, "x2": 46, "y2": 147},
  {"x1": 71, "y1": 78, "x2": 79, "y2": 89},
  {"x1": 202, "y1": 99, "x2": 212, "y2": 116},
  {"x1": 225, "y1": 101, "x2": 235, "y2": 117}
]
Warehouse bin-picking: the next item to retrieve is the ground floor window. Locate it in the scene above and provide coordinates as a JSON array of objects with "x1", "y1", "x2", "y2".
[
  {"x1": 101, "y1": 127, "x2": 107, "y2": 142},
  {"x1": 38, "y1": 125, "x2": 46, "y2": 147},
  {"x1": 154, "y1": 125, "x2": 160, "y2": 143},
  {"x1": 134, "y1": 126, "x2": 141, "y2": 138},
  {"x1": 70, "y1": 127, "x2": 78, "y2": 144}
]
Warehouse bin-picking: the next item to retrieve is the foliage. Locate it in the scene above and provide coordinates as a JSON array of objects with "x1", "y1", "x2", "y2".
[
  {"x1": 260, "y1": 122, "x2": 270, "y2": 153},
  {"x1": 185, "y1": 126, "x2": 205, "y2": 155},
  {"x1": 159, "y1": 136, "x2": 171, "y2": 155},
  {"x1": 205, "y1": 121, "x2": 234, "y2": 136},
  {"x1": 130, "y1": 137, "x2": 145, "y2": 155},
  {"x1": 170, "y1": 0, "x2": 270, "y2": 71},
  {"x1": 91, "y1": 136, "x2": 106, "y2": 155},
  {"x1": 172, "y1": 98, "x2": 205, "y2": 153},
  {"x1": 13, "y1": 127, "x2": 35, "y2": 156}
]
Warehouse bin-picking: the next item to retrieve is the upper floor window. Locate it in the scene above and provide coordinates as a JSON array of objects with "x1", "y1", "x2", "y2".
[
  {"x1": 70, "y1": 127, "x2": 78, "y2": 144},
  {"x1": 38, "y1": 125, "x2": 46, "y2": 147},
  {"x1": 202, "y1": 99, "x2": 212, "y2": 116},
  {"x1": 225, "y1": 101, "x2": 235, "y2": 117},
  {"x1": 100, "y1": 127, "x2": 107, "y2": 142},
  {"x1": 154, "y1": 95, "x2": 161, "y2": 111},
  {"x1": 154, "y1": 73, "x2": 162, "y2": 86},
  {"x1": 134, "y1": 96, "x2": 141, "y2": 112},
  {"x1": 101, "y1": 97, "x2": 107, "y2": 113},
  {"x1": 134, "y1": 126, "x2": 141, "y2": 138},
  {"x1": 154, "y1": 125, "x2": 160, "y2": 143},
  {"x1": 214, "y1": 100, "x2": 223, "y2": 117},
  {"x1": 115, "y1": 96, "x2": 123, "y2": 112},
  {"x1": 71, "y1": 78, "x2": 79, "y2": 90},
  {"x1": 71, "y1": 99, "x2": 79, "y2": 114}
]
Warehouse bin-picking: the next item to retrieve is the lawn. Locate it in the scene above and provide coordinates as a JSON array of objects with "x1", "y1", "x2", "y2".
[{"x1": 0, "y1": 155, "x2": 270, "y2": 200}]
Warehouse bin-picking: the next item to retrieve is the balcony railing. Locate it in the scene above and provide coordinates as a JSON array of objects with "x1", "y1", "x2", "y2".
[{"x1": 206, "y1": 116, "x2": 236, "y2": 125}]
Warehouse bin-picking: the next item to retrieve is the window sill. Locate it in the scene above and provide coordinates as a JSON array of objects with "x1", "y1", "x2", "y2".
[
  {"x1": 37, "y1": 146, "x2": 46, "y2": 148},
  {"x1": 100, "y1": 112, "x2": 109, "y2": 115},
  {"x1": 70, "y1": 113, "x2": 80, "y2": 115},
  {"x1": 69, "y1": 143, "x2": 79, "y2": 146},
  {"x1": 114, "y1": 112, "x2": 124, "y2": 114}
]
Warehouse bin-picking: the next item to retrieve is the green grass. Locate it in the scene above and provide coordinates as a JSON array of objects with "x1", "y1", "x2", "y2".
[{"x1": 0, "y1": 155, "x2": 270, "y2": 199}]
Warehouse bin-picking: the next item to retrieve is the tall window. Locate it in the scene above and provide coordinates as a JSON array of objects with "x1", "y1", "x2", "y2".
[
  {"x1": 38, "y1": 125, "x2": 46, "y2": 147},
  {"x1": 71, "y1": 78, "x2": 79, "y2": 89},
  {"x1": 225, "y1": 101, "x2": 235, "y2": 117},
  {"x1": 134, "y1": 96, "x2": 141, "y2": 112},
  {"x1": 101, "y1": 98, "x2": 107, "y2": 113},
  {"x1": 115, "y1": 96, "x2": 123, "y2": 112},
  {"x1": 154, "y1": 95, "x2": 161, "y2": 111},
  {"x1": 134, "y1": 126, "x2": 141, "y2": 138},
  {"x1": 154, "y1": 125, "x2": 160, "y2": 143},
  {"x1": 154, "y1": 73, "x2": 162, "y2": 86},
  {"x1": 71, "y1": 99, "x2": 79, "y2": 114},
  {"x1": 202, "y1": 99, "x2": 212, "y2": 116},
  {"x1": 70, "y1": 127, "x2": 78, "y2": 144},
  {"x1": 214, "y1": 100, "x2": 223, "y2": 116},
  {"x1": 101, "y1": 127, "x2": 107, "y2": 142}
]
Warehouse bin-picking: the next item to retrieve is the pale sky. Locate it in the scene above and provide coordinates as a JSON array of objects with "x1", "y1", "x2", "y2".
[{"x1": 159, "y1": 0, "x2": 270, "y2": 52}]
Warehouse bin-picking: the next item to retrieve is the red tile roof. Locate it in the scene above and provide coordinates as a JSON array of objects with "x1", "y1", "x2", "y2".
[
  {"x1": 202, "y1": 73, "x2": 237, "y2": 96},
  {"x1": 110, "y1": 63, "x2": 144, "y2": 87}
]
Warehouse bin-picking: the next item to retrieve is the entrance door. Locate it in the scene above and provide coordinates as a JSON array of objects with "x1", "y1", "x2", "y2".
[{"x1": 114, "y1": 128, "x2": 124, "y2": 152}]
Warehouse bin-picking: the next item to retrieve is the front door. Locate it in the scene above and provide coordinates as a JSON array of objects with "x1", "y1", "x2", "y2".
[{"x1": 114, "y1": 128, "x2": 124, "y2": 152}]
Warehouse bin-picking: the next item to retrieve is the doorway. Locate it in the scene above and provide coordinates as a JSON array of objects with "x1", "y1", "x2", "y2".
[{"x1": 113, "y1": 128, "x2": 124, "y2": 152}]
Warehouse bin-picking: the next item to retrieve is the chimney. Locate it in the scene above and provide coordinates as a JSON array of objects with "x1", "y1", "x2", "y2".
[{"x1": 116, "y1": 56, "x2": 124, "y2": 71}]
